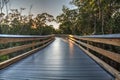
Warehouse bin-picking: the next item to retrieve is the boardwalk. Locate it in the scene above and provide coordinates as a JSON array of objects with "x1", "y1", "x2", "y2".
[{"x1": 0, "y1": 38, "x2": 114, "y2": 80}]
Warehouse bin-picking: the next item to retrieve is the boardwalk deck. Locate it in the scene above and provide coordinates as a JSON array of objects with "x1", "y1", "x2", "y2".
[{"x1": 0, "y1": 38, "x2": 114, "y2": 80}]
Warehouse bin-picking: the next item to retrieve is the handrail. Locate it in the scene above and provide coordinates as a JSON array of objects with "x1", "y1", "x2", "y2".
[
  {"x1": 71, "y1": 38, "x2": 120, "y2": 63},
  {"x1": 73, "y1": 34, "x2": 120, "y2": 46},
  {"x1": 0, "y1": 34, "x2": 54, "y2": 44},
  {"x1": 76, "y1": 34, "x2": 120, "y2": 38},
  {"x1": 0, "y1": 34, "x2": 55, "y2": 69},
  {"x1": 69, "y1": 34, "x2": 120, "y2": 80},
  {"x1": 0, "y1": 34, "x2": 53, "y2": 38}
]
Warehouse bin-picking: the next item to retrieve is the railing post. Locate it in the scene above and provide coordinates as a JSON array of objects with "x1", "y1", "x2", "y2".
[
  {"x1": 32, "y1": 41, "x2": 35, "y2": 49},
  {"x1": 87, "y1": 41, "x2": 89, "y2": 51}
]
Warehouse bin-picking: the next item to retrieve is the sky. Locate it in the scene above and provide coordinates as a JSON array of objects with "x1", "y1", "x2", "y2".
[{"x1": 5, "y1": 0, "x2": 76, "y2": 29}]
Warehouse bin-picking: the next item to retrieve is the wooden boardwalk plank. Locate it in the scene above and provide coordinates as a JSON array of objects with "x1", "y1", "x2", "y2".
[{"x1": 0, "y1": 38, "x2": 114, "y2": 80}]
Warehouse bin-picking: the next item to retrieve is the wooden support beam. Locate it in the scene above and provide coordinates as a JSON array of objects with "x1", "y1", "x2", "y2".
[
  {"x1": 0, "y1": 38, "x2": 46, "y2": 44},
  {"x1": 0, "y1": 38, "x2": 53, "y2": 56},
  {"x1": 70, "y1": 40, "x2": 120, "y2": 80},
  {"x1": 0, "y1": 39, "x2": 54, "y2": 69},
  {"x1": 71, "y1": 38, "x2": 120, "y2": 63},
  {"x1": 77, "y1": 37, "x2": 120, "y2": 46}
]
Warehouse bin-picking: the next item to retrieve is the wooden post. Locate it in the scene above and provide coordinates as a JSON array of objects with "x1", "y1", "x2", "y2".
[
  {"x1": 32, "y1": 41, "x2": 35, "y2": 49},
  {"x1": 87, "y1": 41, "x2": 89, "y2": 51}
]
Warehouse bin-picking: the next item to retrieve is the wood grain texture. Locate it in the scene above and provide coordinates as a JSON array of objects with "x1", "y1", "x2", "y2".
[
  {"x1": 70, "y1": 40, "x2": 120, "y2": 80},
  {"x1": 0, "y1": 39, "x2": 54, "y2": 69},
  {"x1": 78, "y1": 37, "x2": 120, "y2": 46},
  {"x1": 0, "y1": 38, "x2": 54, "y2": 56},
  {"x1": 71, "y1": 38, "x2": 120, "y2": 63},
  {"x1": 0, "y1": 34, "x2": 54, "y2": 44},
  {"x1": 0, "y1": 38, "x2": 114, "y2": 80}
]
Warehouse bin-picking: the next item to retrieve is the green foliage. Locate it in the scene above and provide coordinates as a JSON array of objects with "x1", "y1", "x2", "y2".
[
  {"x1": 0, "y1": 55, "x2": 9, "y2": 62},
  {"x1": 57, "y1": 0, "x2": 120, "y2": 35},
  {"x1": 0, "y1": 8, "x2": 55, "y2": 35},
  {"x1": 105, "y1": 12, "x2": 120, "y2": 34}
]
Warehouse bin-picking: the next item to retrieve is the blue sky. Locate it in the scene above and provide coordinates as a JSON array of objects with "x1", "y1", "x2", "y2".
[{"x1": 5, "y1": 0, "x2": 76, "y2": 28}]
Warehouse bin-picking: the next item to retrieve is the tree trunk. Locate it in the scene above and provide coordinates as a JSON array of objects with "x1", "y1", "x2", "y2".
[
  {"x1": 93, "y1": 14, "x2": 97, "y2": 34},
  {"x1": 101, "y1": 10, "x2": 104, "y2": 34},
  {"x1": 0, "y1": 26, "x2": 2, "y2": 34}
]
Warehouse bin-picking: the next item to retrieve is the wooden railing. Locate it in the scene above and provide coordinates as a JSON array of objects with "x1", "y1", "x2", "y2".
[
  {"x1": 68, "y1": 34, "x2": 120, "y2": 80},
  {"x1": 0, "y1": 34, "x2": 55, "y2": 69}
]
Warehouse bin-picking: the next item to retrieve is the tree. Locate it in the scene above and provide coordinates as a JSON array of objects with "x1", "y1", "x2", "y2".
[
  {"x1": 34, "y1": 13, "x2": 55, "y2": 35},
  {"x1": 57, "y1": 0, "x2": 120, "y2": 35},
  {"x1": 57, "y1": 6, "x2": 79, "y2": 34},
  {"x1": 0, "y1": 5, "x2": 56, "y2": 35}
]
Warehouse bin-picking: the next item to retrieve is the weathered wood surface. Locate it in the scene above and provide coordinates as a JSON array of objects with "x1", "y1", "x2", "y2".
[
  {"x1": 69, "y1": 34, "x2": 120, "y2": 80},
  {"x1": 71, "y1": 38, "x2": 120, "y2": 63},
  {"x1": 0, "y1": 40, "x2": 54, "y2": 69},
  {"x1": 71, "y1": 40, "x2": 120, "y2": 80},
  {"x1": 0, "y1": 34, "x2": 54, "y2": 44},
  {"x1": 71, "y1": 34, "x2": 120, "y2": 46},
  {"x1": 0, "y1": 38, "x2": 53, "y2": 56},
  {"x1": 0, "y1": 38, "x2": 114, "y2": 80},
  {"x1": 77, "y1": 34, "x2": 120, "y2": 38},
  {"x1": 0, "y1": 34, "x2": 55, "y2": 70}
]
